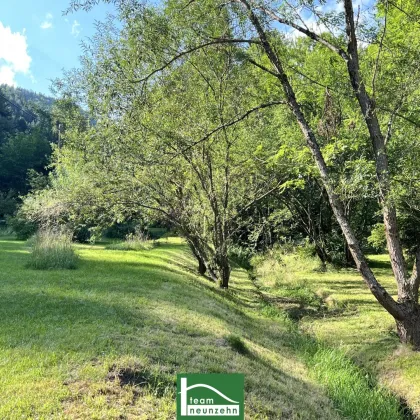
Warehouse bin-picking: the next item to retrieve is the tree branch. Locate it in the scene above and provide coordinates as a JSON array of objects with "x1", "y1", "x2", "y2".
[
  {"x1": 254, "y1": 4, "x2": 349, "y2": 61},
  {"x1": 176, "y1": 100, "x2": 287, "y2": 156},
  {"x1": 133, "y1": 38, "x2": 261, "y2": 84}
]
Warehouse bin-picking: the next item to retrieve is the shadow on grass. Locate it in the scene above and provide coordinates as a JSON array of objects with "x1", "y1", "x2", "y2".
[{"x1": 0, "y1": 245, "x2": 341, "y2": 418}]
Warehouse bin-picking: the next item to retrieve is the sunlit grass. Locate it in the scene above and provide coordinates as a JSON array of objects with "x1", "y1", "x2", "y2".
[
  {"x1": 253, "y1": 250, "x2": 420, "y2": 417},
  {"x1": 0, "y1": 237, "x2": 342, "y2": 419},
  {"x1": 26, "y1": 229, "x2": 79, "y2": 270}
]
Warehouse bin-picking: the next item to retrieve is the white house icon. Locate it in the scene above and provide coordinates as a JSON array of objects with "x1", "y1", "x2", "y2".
[{"x1": 179, "y1": 377, "x2": 240, "y2": 416}]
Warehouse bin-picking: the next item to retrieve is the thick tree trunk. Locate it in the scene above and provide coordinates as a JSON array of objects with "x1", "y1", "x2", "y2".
[{"x1": 396, "y1": 304, "x2": 420, "y2": 348}]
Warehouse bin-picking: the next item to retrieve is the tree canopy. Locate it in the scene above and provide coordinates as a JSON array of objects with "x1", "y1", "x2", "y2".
[{"x1": 19, "y1": 0, "x2": 420, "y2": 346}]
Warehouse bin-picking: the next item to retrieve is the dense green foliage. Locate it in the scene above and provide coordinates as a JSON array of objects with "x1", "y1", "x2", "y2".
[
  {"x1": 0, "y1": 86, "x2": 56, "y2": 219},
  {"x1": 7, "y1": 0, "x2": 420, "y2": 407}
]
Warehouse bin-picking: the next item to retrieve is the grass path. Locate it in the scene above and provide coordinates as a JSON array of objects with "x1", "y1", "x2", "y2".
[
  {"x1": 253, "y1": 252, "x2": 420, "y2": 417},
  {"x1": 0, "y1": 237, "x2": 340, "y2": 419}
]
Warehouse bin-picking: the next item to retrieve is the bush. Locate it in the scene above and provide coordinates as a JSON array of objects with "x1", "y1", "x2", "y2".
[
  {"x1": 228, "y1": 245, "x2": 254, "y2": 269},
  {"x1": 73, "y1": 225, "x2": 93, "y2": 243},
  {"x1": 103, "y1": 221, "x2": 139, "y2": 239},
  {"x1": 0, "y1": 190, "x2": 18, "y2": 218},
  {"x1": 106, "y1": 230, "x2": 155, "y2": 251},
  {"x1": 27, "y1": 229, "x2": 79, "y2": 270},
  {"x1": 7, "y1": 215, "x2": 38, "y2": 240},
  {"x1": 368, "y1": 223, "x2": 387, "y2": 252},
  {"x1": 0, "y1": 222, "x2": 13, "y2": 236}
]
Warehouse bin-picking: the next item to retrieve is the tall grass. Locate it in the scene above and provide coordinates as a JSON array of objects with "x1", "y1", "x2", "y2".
[
  {"x1": 27, "y1": 229, "x2": 79, "y2": 270},
  {"x1": 260, "y1": 303, "x2": 404, "y2": 419},
  {"x1": 106, "y1": 231, "x2": 155, "y2": 251},
  {"x1": 251, "y1": 246, "x2": 324, "y2": 307},
  {"x1": 306, "y1": 346, "x2": 403, "y2": 419}
]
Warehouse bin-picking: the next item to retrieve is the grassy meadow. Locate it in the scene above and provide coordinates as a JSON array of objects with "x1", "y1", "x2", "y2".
[
  {"x1": 0, "y1": 235, "x2": 414, "y2": 418},
  {"x1": 253, "y1": 250, "x2": 420, "y2": 417},
  {"x1": 0, "y1": 236, "x2": 343, "y2": 419}
]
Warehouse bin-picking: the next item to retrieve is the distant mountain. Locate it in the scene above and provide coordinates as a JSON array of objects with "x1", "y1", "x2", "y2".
[{"x1": 0, "y1": 85, "x2": 55, "y2": 123}]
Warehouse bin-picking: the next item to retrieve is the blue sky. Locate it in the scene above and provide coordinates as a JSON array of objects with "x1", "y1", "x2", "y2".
[
  {"x1": 0, "y1": 0, "x2": 375, "y2": 97},
  {"x1": 0, "y1": 0, "x2": 115, "y2": 96}
]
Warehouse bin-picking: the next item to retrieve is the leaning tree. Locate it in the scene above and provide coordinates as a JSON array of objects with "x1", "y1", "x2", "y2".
[{"x1": 65, "y1": 0, "x2": 420, "y2": 345}]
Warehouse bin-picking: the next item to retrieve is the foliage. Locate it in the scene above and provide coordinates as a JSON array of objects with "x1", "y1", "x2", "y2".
[
  {"x1": 106, "y1": 230, "x2": 155, "y2": 251},
  {"x1": 0, "y1": 85, "x2": 55, "y2": 222},
  {"x1": 32, "y1": 0, "x2": 420, "y2": 341},
  {"x1": 227, "y1": 245, "x2": 254, "y2": 270},
  {"x1": 26, "y1": 229, "x2": 79, "y2": 270},
  {"x1": 368, "y1": 223, "x2": 387, "y2": 252},
  {"x1": 6, "y1": 213, "x2": 38, "y2": 240}
]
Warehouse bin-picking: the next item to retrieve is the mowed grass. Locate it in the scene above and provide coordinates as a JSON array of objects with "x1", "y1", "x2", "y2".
[
  {"x1": 0, "y1": 237, "x2": 341, "y2": 419},
  {"x1": 253, "y1": 251, "x2": 420, "y2": 416}
]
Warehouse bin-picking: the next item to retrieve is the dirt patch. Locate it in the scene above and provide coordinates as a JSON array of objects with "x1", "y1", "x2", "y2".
[{"x1": 107, "y1": 364, "x2": 176, "y2": 398}]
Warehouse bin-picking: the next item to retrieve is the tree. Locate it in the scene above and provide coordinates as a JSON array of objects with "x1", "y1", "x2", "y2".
[
  {"x1": 63, "y1": 0, "x2": 420, "y2": 346},
  {"x1": 0, "y1": 88, "x2": 13, "y2": 143},
  {"x1": 45, "y1": 12, "x2": 284, "y2": 287}
]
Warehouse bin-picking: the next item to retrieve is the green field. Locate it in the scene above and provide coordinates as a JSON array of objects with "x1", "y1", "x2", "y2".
[
  {"x1": 0, "y1": 237, "x2": 413, "y2": 419},
  {"x1": 253, "y1": 251, "x2": 420, "y2": 417},
  {"x1": 0, "y1": 237, "x2": 343, "y2": 419}
]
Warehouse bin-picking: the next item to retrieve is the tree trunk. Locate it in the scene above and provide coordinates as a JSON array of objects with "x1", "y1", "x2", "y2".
[
  {"x1": 240, "y1": 0, "x2": 403, "y2": 319},
  {"x1": 189, "y1": 243, "x2": 207, "y2": 275},
  {"x1": 238, "y1": 0, "x2": 420, "y2": 347},
  {"x1": 396, "y1": 304, "x2": 420, "y2": 348},
  {"x1": 217, "y1": 253, "x2": 231, "y2": 288},
  {"x1": 198, "y1": 258, "x2": 206, "y2": 276},
  {"x1": 186, "y1": 235, "x2": 218, "y2": 282}
]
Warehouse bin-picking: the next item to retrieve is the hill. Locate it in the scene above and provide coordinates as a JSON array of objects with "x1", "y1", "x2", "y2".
[
  {"x1": 0, "y1": 236, "x2": 404, "y2": 419},
  {"x1": 0, "y1": 84, "x2": 54, "y2": 112}
]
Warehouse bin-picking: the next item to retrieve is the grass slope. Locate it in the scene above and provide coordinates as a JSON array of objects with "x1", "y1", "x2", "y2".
[
  {"x1": 253, "y1": 251, "x2": 420, "y2": 417},
  {"x1": 0, "y1": 237, "x2": 340, "y2": 419}
]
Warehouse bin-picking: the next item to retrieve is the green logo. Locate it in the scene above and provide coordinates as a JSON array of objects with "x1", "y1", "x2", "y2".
[{"x1": 176, "y1": 373, "x2": 244, "y2": 419}]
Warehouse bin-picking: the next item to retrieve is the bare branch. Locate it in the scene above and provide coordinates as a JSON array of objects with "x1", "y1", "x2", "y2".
[{"x1": 254, "y1": 5, "x2": 349, "y2": 61}]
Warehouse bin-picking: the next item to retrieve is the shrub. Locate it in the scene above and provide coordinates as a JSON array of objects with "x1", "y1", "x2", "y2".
[
  {"x1": 103, "y1": 221, "x2": 139, "y2": 239},
  {"x1": 106, "y1": 230, "x2": 155, "y2": 251},
  {"x1": 27, "y1": 229, "x2": 79, "y2": 270},
  {"x1": 7, "y1": 214, "x2": 38, "y2": 240},
  {"x1": 73, "y1": 225, "x2": 93, "y2": 243},
  {"x1": 368, "y1": 223, "x2": 387, "y2": 252},
  {"x1": 228, "y1": 245, "x2": 254, "y2": 269}
]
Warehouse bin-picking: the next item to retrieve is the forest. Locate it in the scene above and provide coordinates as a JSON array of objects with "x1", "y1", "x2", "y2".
[{"x1": 0, "y1": 0, "x2": 419, "y2": 418}]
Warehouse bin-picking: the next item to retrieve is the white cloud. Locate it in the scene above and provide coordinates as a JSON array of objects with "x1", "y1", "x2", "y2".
[
  {"x1": 0, "y1": 21, "x2": 31, "y2": 86},
  {"x1": 40, "y1": 13, "x2": 53, "y2": 30},
  {"x1": 0, "y1": 66, "x2": 16, "y2": 86},
  {"x1": 71, "y1": 20, "x2": 81, "y2": 37}
]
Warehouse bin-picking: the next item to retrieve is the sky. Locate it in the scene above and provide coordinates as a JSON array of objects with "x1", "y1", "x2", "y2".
[
  {"x1": 0, "y1": 0, "x2": 376, "y2": 97},
  {"x1": 0, "y1": 0, "x2": 115, "y2": 96}
]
